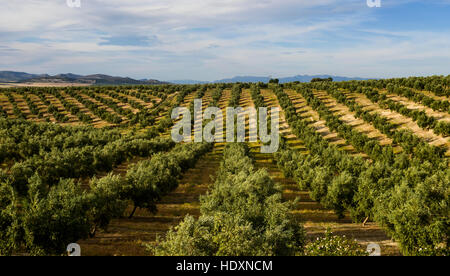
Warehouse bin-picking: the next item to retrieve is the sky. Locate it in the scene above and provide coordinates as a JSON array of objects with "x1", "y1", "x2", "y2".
[{"x1": 0, "y1": 0, "x2": 449, "y2": 81}]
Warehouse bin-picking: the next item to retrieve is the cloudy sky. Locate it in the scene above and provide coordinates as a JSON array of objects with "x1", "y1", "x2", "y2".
[{"x1": 1, "y1": 0, "x2": 449, "y2": 81}]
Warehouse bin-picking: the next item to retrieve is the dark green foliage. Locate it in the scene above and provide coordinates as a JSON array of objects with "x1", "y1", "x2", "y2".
[
  {"x1": 228, "y1": 84, "x2": 242, "y2": 108},
  {"x1": 210, "y1": 87, "x2": 223, "y2": 107},
  {"x1": 153, "y1": 144, "x2": 305, "y2": 256},
  {"x1": 269, "y1": 79, "x2": 280, "y2": 84},
  {"x1": 87, "y1": 174, "x2": 128, "y2": 235},
  {"x1": 22, "y1": 177, "x2": 91, "y2": 255},
  {"x1": 0, "y1": 176, "x2": 20, "y2": 256},
  {"x1": 272, "y1": 85, "x2": 449, "y2": 256},
  {"x1": 125, "y1": 142, "x2": 213, "y2": 218},
  {"x1": 311, "y1": 77, "x2": 333, "y2": 83},
  {"x1": 0, "y1": 80, "x2": 448, "y2": 256}
]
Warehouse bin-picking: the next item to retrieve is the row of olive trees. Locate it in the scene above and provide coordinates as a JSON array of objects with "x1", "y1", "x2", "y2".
[
  {"x1": 309, "y1": 80, "x2": 448, "y2": 138},
  {"x1": 125, "y1": 88, "x2": 159, "y2": 104},
  {"x1": 49, "y1": 90, "x2": 93, "y2": 123},
  {"x1": 228, "y1": 84, "x2": 242, "y2": 108},
  {"x1": 65, "y1": 89, "x2": 123, "y2": 124},
  {"x1": 83, "y1": 90, "x2": 133, "y2": 121},
  {"x1": 356, "y1": 86, "x2": 449, "y2": 136},
  {"x1": 32, "y1": 91, "x2": 70, "y2": 123},
  {"x1": 272, "y1": 87, "x2": 448, "y2": 256},
  {"x1": 22, "y1": 94, "x2": 40, "y2": 118},
  {"x1": 4, "y1": 92, "x2": 26, "y2": 120},
  {"x1": 383, "y1": 76, "x2": 449, "y2": 97},
  {"x1": 9, "y1": 135, "x2": 174, "y2": 195},
  {"x1": 342, "y1": 80, "x2": 449, "y2": 112},
  {"x1": 189, "y1": 86, "x2": 208, "y2": 126},
  {"x1": 296, "y1": 87, "x2": 396, "y2": 163},
  {"x1": 250, "y1": 84, "x2": 265, "y2": 109},
  {"x1": 125, "y1": 142, "x2": 213, "y2": 218},
  {"x1": 340, "y1": 76, "x2": 449, "y2": 98},
  {"x1": 0, "y1": 84, "x2": 235, "y2": 128},
  {"x1": 209, "y1": 87, "x2": 223, "y2": 107},
  {"x1": 315, "y1": 85, "x2": 446, "y2": 164},
  {"x1": 0, "y1": 118, "x2": 125, "y2": 163},
  {"x1": 153, "y1": 143, "x2": 305, "y2": 256},
  {"x1": 0, "y1": 142, "x2": 212, "y2": 256},
  {"x1": 386, "y1": 84, "x2": 450, "y2": 113},
  {"x1": 0, "y1": 105, "x2": 7, "y2": 117},
  {"x1": 104, "y1": 89, "x2": 150, "y2": 112}
]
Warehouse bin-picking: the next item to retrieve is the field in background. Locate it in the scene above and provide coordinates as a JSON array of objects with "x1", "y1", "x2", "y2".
[{"x1": 1, "y1": 77, "x2": 448, "y2": 256}]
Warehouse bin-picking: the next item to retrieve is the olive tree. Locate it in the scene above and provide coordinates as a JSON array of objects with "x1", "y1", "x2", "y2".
[
  {"x1": 22, "y1": 177, "x2": 91, "y2": 255},
  {"x1": 87, "y1": 174, "x2": 128, "y2": 236}
]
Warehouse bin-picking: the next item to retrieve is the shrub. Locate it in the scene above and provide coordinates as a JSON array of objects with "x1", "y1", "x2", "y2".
[{"x1": 304, "y1": 230, "x2": 368, "y2": 256}]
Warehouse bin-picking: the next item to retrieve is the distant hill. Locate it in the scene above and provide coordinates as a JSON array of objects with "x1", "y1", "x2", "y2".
[
  {"x1": 0, "y1": 71, "x2": 167, "y2": 85},
  {"x1": 0, "y1": 71, "x2": 48, "y2": 82},
  {"x1": 1, "y1": 71, "x2": 371, "y2": 85},
  {"x1": 170, "y1": 75, "x2": 371, "y2": 84}
]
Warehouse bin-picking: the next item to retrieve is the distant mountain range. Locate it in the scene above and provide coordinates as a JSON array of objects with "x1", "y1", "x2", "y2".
[
  {"x1": 1, "y1": 71, "x2": 371, "y2": 86},
  {"x1": 0, "y1": 71, "x2": 167, "y2": 85},
  {"x1": 169, "y1": 75, "x2": 370, "y2": 84}
]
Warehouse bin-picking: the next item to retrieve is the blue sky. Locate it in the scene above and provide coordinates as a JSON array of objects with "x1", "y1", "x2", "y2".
[{"x1": 0, "y1": 0, "x2": 449, "y2": 81}]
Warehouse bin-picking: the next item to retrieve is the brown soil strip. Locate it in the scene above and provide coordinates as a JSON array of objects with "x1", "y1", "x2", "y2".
[
  {"x1": 0, "y1": 94, "x2": 14, "y2": 117},
  {"x1": 11, "y1": 93, "x2": 35, "y2": 121},
  {"x1": 377, "y1": 89, "x2": 450, "y2": 123},
  {"x1": 314, "y1": 90, "x2": 395, "y2": 148},
  {"x1": 44, "y1": 93, "x2": 81, "y2": 126},
  {"x1": 97, "y1": 92, "x2": 140, "y2": 114},
  {"x1": 28, "y1": 93, "x2": 57, "y2": 123},
  {"x1": 408, "y1": 87, "x2": 449, "y2": 102},
  {"x1": 59, "y1": 91, "x2": 111, "y2": 128},
  {"x1": 346, "y1": 90, "x2": 450, "y2": 155},
  {"x1": 283, "y1": 89, "x2": 363, "y2": 156},
  {"x1": 117, "y1": 91, "x2": 159, "y2": 109},
  {"x1": 78, "y1": 92, "x2": 129, "y2": 124}
]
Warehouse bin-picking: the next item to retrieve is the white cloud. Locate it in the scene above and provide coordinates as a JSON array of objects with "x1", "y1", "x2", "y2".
[{"x1": 0, "y1": 0, "x2": 449, "y2": 80}]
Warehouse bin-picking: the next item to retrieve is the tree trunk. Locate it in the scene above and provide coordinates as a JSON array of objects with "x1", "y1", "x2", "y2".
[
  {"x1": 89, "y1": 226, "x2": 97, "y2": 238},
  {"x1": 362, "y1": 216, "x2": 369, "y2": 226},
  {"x1": 129, "y1": 205, "x2": 138, "y2": 219}
]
